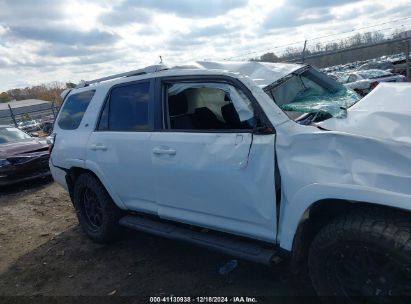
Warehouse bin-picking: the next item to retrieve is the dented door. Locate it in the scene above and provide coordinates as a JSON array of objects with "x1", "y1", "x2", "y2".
[{"x1": 150, "y1": 132, "x2": 277, "y2": 243}]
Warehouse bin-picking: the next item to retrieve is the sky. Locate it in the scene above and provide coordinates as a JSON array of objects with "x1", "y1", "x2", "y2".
[{"x1": 1, "y1": 0, "x2": 411, "y2": 91}]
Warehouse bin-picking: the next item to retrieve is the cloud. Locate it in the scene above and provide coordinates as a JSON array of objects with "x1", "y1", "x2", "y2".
[
  {"x1": 99, "y1": 8, "x2": 152, "y2": 26},
  {"x1": 9, "y1": 27, "x2": 119, "y2": 46},
  {"x1": 289, "y1": 0, "x2": 365, "y2": 8},
  {"x1": 337, "y1": 3, "x2": 385, "y2": 21},
  {"x1": 184, "y1": 24, "x2": 236, "y2": 39},
  {"x1": 0, "y1": 0, "x2": 66, "y2": 26},
  {"x1": 73, "y1": 52, "x2": 127, "y2": 65},
  {"x1": 263, "y1": 6, "x2": 333, "y2": 29},
  {"x1": 374, "y1": 4, "x2": 411, "y2": 19},
  {"x1": 36, "y1": 46, "x2": 106, "y2": 58},
  {"x1": 119, "y1": 0, "x2": 248, "y2": 18},
  {"x1": 262, "y1": 0, "x2": 368, "y2": 30},
  {"x1": 165, "y1": 23, "x2": 240, "y2": 51},
  {"x1": 98, "y1": 0, "x2": 248, "y2": 27}
]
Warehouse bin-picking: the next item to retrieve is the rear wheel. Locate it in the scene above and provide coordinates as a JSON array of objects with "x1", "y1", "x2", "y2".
[
  {"x1": 308, "y1": 209, "x2": 411, "y2": 303},
  {"x1": 73, "y1": 173, "x2": 123, "y2": 243}
]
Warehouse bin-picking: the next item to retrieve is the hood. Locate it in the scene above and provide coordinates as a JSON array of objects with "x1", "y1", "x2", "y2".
[
  {"x1": 0, "y1": 138, "x2": 49, "y2": 159},
  {"x1": 318, "y1": 83, "x2": 411, "y2": 143},
  {"x1": 178, "y1": 61, "x2": 304, "y2": 88}
]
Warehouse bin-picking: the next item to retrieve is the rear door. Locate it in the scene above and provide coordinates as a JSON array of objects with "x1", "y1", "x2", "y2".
[
  {"x1": 86, "y1": 79, "x2": 157, "y2": 213},
  {"x1": 52, "y1": 89, "x2": 96, "y2": 169},
  {"x1": 151, "y1": 77, "x2": 278, "y2": 243}
]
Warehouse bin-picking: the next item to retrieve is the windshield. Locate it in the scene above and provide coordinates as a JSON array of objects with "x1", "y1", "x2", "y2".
[
  {"x1": 0, "y1": 127, "x2": 32, "y2": 144},
  {"x1": 265, "y1": 67, "x2": 360, "y2": 123}
]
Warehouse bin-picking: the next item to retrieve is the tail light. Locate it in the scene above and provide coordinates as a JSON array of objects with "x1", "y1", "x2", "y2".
[
  {"x1": 370, "y1": 81, "x2": 379, "y2": 90},
  {"x1": 46, "y1": 133, "x2": 56, "y2": 153}
]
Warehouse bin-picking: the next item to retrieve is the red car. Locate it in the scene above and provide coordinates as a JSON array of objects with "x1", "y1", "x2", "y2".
[{"x1": 0, "y1": 126, "x2": 50, "y2": 186}]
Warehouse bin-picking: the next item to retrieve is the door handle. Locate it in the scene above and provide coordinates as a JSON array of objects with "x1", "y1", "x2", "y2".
[
  {"x1": 152, "y1": 147, "x2": 176, "y2": 156},
  {"x1": 90, "y1": 144, "x2": 108, "y2": 151}
]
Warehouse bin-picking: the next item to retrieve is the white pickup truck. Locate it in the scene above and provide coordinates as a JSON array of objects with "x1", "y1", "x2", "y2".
[{"x1": 50, "y1": 61, "x2": 411, "y2": 300}]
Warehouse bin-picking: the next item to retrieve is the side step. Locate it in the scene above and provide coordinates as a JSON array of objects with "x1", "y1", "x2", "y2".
[{"x1": 119, "y1": 215, "x2": 280, "y2": 265}]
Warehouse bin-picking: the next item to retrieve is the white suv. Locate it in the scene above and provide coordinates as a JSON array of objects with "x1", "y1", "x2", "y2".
[{"x1": 50, "y1": 61, "x2": 411, "y2": 300}]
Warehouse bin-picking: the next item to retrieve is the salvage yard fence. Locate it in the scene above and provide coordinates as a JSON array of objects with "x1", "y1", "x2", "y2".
[
  {"x1": 0, "y1": 101, "x2": 59, "y2": 127},
  {"x1": 285, "y1": 36, "x2": 411, "y2": 81}
]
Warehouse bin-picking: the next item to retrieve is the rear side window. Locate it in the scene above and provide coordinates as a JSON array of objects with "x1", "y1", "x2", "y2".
[
  {"x1": 98, "y1": 82, "x2": 151, "y2": 131},
  {"x1": 57, "y1": 90, "x2": 95, "y2": 130}
]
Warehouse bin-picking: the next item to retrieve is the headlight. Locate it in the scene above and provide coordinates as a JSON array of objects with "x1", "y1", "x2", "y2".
[{"x1": 0, "y1": 159, "x2": 11, "y2": 167}]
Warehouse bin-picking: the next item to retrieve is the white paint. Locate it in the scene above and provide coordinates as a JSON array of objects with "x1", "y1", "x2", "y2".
[
  {"x1": 319, "y1": 83, "x2": 411, "y2": 143},
  {"x1": 151, "y1": 132, "x2": 277, "y2": 243}
]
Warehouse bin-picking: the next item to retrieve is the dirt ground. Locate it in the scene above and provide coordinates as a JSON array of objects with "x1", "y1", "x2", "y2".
[{"x1": 0, "y1": 179, "x2": 318, "y2": 303}]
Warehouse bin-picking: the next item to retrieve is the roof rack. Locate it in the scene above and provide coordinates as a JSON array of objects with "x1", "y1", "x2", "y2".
[{"x1": 76, "y1": 64, "x2": 168, "y2": 88}]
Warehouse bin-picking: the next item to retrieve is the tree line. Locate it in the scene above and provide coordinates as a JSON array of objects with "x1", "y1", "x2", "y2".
[
  {"x1": 0, "y1": 82, "x2": 76, "y2": 105},
  {"x1": 253, "y1": 29, "x2": 409, "y2": 68}
]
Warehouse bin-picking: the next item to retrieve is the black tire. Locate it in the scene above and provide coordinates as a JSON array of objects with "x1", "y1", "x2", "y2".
[
  {"x1": 73, "y1": 173, "x2": 123, "y2": 243},
  {"x1": 308, "y1": 208, "x2": 411, "y2": 302}
]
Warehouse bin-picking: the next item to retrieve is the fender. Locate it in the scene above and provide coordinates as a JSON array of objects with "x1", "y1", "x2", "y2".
[
  {"x1": 84, "y1": 159, "x2": 128, "y2": 210},
  {"x1": 278, "y1": 183, "x2": 411, "y2": 251}
]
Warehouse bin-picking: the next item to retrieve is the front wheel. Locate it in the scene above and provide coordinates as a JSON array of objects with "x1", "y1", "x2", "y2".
[
  {"x1": 308, "y1": 209, "x2": 411, "y2": 302},
  {"x1": 73, "y1": 173, "x2": 123, "y2": 243}
]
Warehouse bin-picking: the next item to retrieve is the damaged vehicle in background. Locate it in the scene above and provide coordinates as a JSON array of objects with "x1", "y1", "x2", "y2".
[
  {"x1": 336, "y1": 69, "x2": 406, "y2": 96},
  {"x1": 50, "y1": 61, "x2": 411, "y2": 301},
  {"x1": 357, "y1": 60, "x2": 395, "y2": 72},
  {"x1": 0, "y1": 126, "x2": 50, "y2": 186},
  {"x1": 17, "y1": 119, "x2": 41, "y2": 134}
]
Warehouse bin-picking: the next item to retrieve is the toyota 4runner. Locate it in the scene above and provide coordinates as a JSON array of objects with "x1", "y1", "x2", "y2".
[{"x1": 50, "y1": 61, "x2": 411, "y2": 300}]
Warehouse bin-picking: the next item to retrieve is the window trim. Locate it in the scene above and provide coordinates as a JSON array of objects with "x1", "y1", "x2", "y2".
[
  {"x1": 157, "y1": 75, "x2": 275, "y2": 134},
  {"x1": 95, "y1": 79, "x2": 155, "y2": 132}
]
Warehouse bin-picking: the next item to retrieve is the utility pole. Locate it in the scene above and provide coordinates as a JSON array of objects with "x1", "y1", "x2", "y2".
[
  {"x1": 302, "y1": 40, "x2": 307, "y2": 63},
  {"x1": 8, "y1": 104, "x2": 17, "y2": 127},
  {"x1": 51, "y1": 101, "x2": 56, "y2": 118}
]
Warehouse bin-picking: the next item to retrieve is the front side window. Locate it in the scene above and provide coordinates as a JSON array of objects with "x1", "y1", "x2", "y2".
[
  {"x1": 98, "y1": 82, "x2": 151, "y2": 131},
  {"x1": 57, "y1": 90, "x2": 95, "y2": 130},
  {"x1": 166, "y1": 82, "x2": 255, "y2": 130}
]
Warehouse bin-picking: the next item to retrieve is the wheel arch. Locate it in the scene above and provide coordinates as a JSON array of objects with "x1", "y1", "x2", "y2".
[
  {"x1": 287, "y1": 197, "x2": 411, "y2": 272},
  {"x1": 65, "y1": 166, "x2": 127, "y2": 210}
]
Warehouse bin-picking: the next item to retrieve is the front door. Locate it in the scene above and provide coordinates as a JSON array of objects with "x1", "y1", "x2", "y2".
[{"x1": 151, "y1": 79, "x2": 277, "y2": 242}]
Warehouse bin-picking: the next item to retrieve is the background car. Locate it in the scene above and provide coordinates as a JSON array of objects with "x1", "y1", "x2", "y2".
[
  {"x1": 357, "y1": 61, "x2": 395, "y2": 72},
  {"x1": 0, "y1": 125, "x2": 50, "y2": 186},
  {"x1": 338, "y1": 69, "x2": 406, "y2": 95},
  {"x1": 17, "y1": 119, "x2": 41, "y2": 134}
]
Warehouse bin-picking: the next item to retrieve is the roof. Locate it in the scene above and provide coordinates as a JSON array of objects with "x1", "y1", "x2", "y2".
[
  {"x1": 0, "y1": 99, "x2": 51, "y2": 111},
  {"x1": 176, "y1": 61, "x2": 305, "y2": 88},
  {"x1": 74, "y1": 61, "x2": 305, "y2": 91}
]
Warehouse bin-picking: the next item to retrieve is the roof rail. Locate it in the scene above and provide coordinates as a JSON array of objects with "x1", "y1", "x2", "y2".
[{"x1": 76, "y1": 64, "x2": 168, "y2": 88}]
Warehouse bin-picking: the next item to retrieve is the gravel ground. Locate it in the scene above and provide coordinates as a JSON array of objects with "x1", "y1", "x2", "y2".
[{"x1": 0, "y1": 179, "x2": 318, "y2": 303}]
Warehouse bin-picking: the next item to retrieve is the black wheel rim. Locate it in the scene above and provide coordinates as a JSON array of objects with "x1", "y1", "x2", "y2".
[
  {"x1": 329, "y1": 243, "x2": 411, "y2": 302},
  {"x1": 82, "y1": 188, "x2": 103, "y2": 229}
]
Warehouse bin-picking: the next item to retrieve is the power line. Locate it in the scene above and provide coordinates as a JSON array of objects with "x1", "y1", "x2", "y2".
[
  {"x1": 306, "y1": 22, "x2": 411, "y2": 49},
  {"x1": 304, "y1": 15, "x2": 411, "y2": 42},
  {"x1": 224, "y1": 15, "x2": 411, "y2": 60},
  {"x1": 225, "y1": 40, "x2": 306, "y2": 60}
]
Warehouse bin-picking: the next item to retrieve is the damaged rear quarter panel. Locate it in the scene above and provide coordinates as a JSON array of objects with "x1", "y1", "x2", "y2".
[{"x1": 276, "y1": 121, "x2": 411, "y2": 250}]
